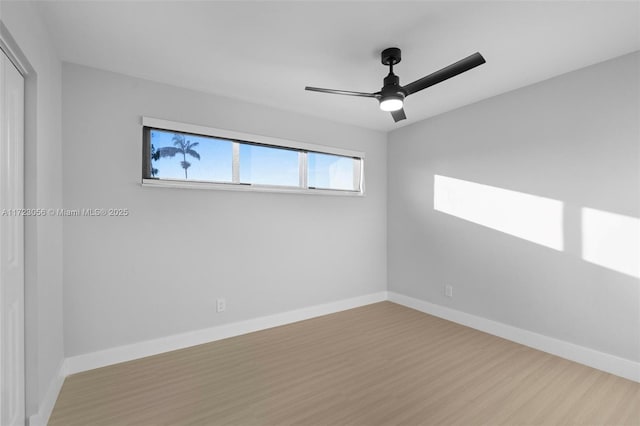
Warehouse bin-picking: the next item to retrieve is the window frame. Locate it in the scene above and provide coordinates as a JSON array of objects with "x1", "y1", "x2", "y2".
[{"x1": 141, "y1": 117, "x2": 365, "y2": 196}]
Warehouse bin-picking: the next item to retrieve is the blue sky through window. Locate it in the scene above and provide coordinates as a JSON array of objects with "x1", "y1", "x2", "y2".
[
  {"x1": 239, "y1": 144, "x2": 299, "y2": 187},
  {"x1": 308, "y1": 152, "x2": 355, "y2": 190},
  {"x1": 151, "y1": 129, "x2": 232, "y2": 182},
  {"x1": 149, "y1": 129, "x2": 360, "y2": 191}
]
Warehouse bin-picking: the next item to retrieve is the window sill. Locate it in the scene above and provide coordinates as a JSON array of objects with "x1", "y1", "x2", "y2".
[{"x1": 141, "y1": 179, "x2": 365, "y2": 196}]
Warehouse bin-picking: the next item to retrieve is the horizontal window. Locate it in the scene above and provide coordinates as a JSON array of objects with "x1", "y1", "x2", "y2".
[{"x1": 142, "y1": 117, "x2": 364, "y2": 195}]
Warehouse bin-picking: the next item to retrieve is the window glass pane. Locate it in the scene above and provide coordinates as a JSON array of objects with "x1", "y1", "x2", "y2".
[
  {"x1": 239, "y1": 144, "x2": 299, "y2": 187},
  {"x1": 308, "y1": 152, "x2": 358, "y2": 191},
  {"x1": 150, "y1": 129, "x2": 232, "y2": 182}
]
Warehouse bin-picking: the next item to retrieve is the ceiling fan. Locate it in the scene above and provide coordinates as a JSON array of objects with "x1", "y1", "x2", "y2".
[{"x1": 305, "y1": 48, "x2": 486, "y2": 123}]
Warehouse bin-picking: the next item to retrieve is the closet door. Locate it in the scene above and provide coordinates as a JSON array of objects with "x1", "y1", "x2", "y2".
[{"x1": 0, "y1": 47, "x2": 25, "y2": 426}]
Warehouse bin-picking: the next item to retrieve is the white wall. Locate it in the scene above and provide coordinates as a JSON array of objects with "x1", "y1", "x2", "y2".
[
  {"x1": 62, "y1": 63, "x2": 387, "y2": 357},
  {"x1": 0, "y1": 1, "x2": 64, "y2": 419},
  {"x1": 388, "y1": 52, "x2": 640, "y2": 362}
]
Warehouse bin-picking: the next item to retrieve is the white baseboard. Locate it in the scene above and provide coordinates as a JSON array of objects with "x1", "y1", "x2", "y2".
[
  {"x1": 388, "y1": 291, "x2": 640, "y2": 383},
  {"x1": 28, "y1": 359, "x2": 68, "y2": 426},
  {"x1": 65, "y1": 291, "x2": 388, "y2": 375}
]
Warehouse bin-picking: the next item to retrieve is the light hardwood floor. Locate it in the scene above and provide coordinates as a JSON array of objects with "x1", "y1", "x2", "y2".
[{"x1": 49, "y1": 302, "x2": 639, "y2": 425}]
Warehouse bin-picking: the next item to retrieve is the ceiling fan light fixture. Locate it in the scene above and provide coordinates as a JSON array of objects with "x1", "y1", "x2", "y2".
[{"x1": 379, "y1": 97, "x2": 404, "y2": 112}]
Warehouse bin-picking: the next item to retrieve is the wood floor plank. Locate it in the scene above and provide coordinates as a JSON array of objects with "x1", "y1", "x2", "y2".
[{"x1": 49, "y1": 302, "x2": 640, "y2": 425}]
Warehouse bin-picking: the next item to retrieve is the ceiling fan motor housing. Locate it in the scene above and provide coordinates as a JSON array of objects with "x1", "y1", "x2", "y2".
[{"x1": 381, "y1": 71, "x2": 407, "y2": 104}]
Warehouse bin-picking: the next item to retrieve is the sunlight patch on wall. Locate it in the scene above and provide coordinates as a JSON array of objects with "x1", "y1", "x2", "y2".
[
  {"x1": 434, "y1": 175, "x2": 564, "y2": 251},
  {"x1": 582, "y1": 208, "x2": 640, "y2": 279}
]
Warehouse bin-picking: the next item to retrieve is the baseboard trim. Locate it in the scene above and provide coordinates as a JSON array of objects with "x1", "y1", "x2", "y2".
[
  {"x1": 28, "y1": 359, "x2": 68, "y2": 426},
  {"x1": 388, "y1": 291, "x2": 640, "y2": 383},
  {"x1": 65, "y1": 291, "x2": 388, "y2": 375}
]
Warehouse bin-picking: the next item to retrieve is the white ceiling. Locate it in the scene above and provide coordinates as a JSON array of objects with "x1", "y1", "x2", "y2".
[{"x1": 36, "y1": 1, "x2": 639, "y2": 132}]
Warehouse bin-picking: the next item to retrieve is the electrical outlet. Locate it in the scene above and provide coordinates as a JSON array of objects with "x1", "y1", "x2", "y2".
[
  {"x1": 216, "y1": 298, "x2": 226, "y2": 312},
  {"x1": 445, "y1": 285, "x2": 453, "y2": 298}
]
